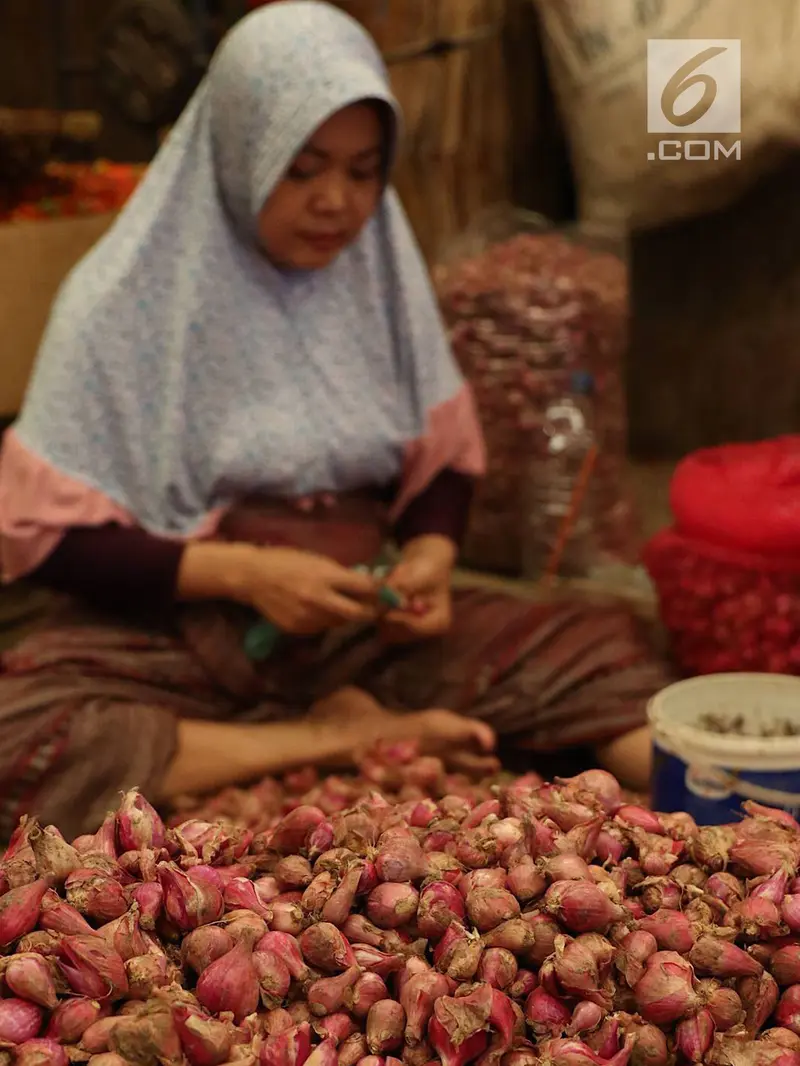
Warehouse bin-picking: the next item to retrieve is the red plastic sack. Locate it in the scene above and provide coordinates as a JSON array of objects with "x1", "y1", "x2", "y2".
[
  {"x1": 647, "y1": 437, "x2": 800, "y2": 676},
  {"x1": 644, "y1": 528, "x2": 800, "y2": 676},
  {"x1": 670, "y1": 436, "x2": 800, "y2": 557}
]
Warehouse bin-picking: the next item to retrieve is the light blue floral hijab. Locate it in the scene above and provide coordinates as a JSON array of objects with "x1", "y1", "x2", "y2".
[{"x1": 14, "y1": 1, "x2": 464, "y2": 537}]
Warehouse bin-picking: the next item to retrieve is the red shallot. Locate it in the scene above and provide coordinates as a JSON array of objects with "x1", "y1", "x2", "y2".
[
  {"x1": 633, "y1": 951, "x2": 700, "y2": 1024},
  {"x1": 4, "y1": 754, "x2": 800, "y2": 1065},
  {"x1": 0, "y1": 997, "x2": 43, "y2": 1044},
  {"x1": 543, "y1": 881, "x2": 621, "y2": 933}
]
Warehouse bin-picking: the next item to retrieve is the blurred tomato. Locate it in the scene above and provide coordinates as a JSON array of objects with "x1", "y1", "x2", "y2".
[{"x1": 2, "y1": 162, "x2": 145, "y2": 223}]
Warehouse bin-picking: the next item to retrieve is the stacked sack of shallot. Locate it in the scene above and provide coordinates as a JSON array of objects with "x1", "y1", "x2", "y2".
[
  {"x1": 436, "y1": 226, "x2": 638, "y2": 575},
  {"x1": 1, "y1": 749, "x2": 800, "y2": 1064}
]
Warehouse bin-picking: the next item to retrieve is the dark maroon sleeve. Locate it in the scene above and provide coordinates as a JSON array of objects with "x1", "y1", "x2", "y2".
[
  {"x1": 32, "y1": 525, "x2": 186, "y2": 612},
  {"x1": 392, "y1": 468, "x2": 475, "y2": 548}
]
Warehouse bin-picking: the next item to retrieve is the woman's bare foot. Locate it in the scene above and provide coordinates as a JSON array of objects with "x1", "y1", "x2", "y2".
[{"x1": 310, "y1": 687, "x2": 499, "y2": 775}]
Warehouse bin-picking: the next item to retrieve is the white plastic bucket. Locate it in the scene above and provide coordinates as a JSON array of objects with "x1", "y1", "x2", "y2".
[{"x1": 648, "y1": 673, "x2": 800, "y2": 824}]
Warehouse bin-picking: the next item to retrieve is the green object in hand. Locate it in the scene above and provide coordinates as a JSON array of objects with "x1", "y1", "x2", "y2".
[
  {"x1": 243, "y1": 564, "x2": 404, "y2": 662},
  {"x1": 243, "y1": 619, "x2": 281, "y2": 662},
  {"x1": 378, "y1": 585, "x2": 404, "y2": 610},
  {"x1": 371, "y1": 564, "x2": 404, "y2": 610}
]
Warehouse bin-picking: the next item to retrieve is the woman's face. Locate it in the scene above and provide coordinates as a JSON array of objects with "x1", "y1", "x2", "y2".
[{"x1": 258, "y1": 102, "x2": 385, "y2": 270}]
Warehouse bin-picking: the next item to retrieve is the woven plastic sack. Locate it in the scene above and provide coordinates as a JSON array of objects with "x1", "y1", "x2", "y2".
[
  {"x1": 644, "y1": 528, "x2": 800, "y2": 677},
  {"x1": 531, "y1": 0, "x2": 800, "y2": 232},
  {"x1": 434, "y1": 205, "x2": 639, "y2": 575},
  {"x1": 645, "y1": 438, "x2": 800, "y2": 675}
]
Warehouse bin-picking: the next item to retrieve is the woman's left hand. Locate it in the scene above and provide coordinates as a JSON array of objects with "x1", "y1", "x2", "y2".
[{"x1": 379, "y1": 535, "x2": 456, "y2": 644}]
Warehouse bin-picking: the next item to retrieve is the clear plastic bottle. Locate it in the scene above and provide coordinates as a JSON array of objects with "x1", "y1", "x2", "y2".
[{"x1": 521, "y1": 370, "x2": 601, "y2": 580}]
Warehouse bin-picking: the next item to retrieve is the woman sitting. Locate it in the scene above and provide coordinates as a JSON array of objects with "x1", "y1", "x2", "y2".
[{"x1": 0, "y1": 1, "x2": 665, "y2": 838}]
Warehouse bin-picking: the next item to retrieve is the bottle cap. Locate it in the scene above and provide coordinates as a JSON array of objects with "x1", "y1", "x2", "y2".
[{"x1": 571, "y1": 370, "x2": 594, "y2": 395}]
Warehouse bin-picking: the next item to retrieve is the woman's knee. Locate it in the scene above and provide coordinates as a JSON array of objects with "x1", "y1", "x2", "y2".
[{"x1": 595, "y1": 726, "x2": 652, "y2": 792}]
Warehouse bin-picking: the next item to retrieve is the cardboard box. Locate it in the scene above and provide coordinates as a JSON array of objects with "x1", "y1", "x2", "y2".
[{"x1": 0, "y1": 213, "x2": 117, "y2": 416}]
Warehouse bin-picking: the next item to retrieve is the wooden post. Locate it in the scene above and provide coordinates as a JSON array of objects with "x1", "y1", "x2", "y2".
[{"x1": 329, "y1": 0, "x2": 512, "y2": 265}]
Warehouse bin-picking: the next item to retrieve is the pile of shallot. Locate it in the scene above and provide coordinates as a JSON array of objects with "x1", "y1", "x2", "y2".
[{"x1": 3, "y1": 749, "x2": 800, "y2": 1065}]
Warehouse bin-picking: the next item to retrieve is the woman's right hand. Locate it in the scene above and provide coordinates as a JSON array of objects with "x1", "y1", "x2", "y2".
[
  {"x1": 310, "y1": 687, "x2": 500, "y2": 775},
  {"x1": 239, "y1": 546, "x2": 380, "y2": 634},
  {"x1": 179, "y1": 542, "x2": 380, "y2": 634}
]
